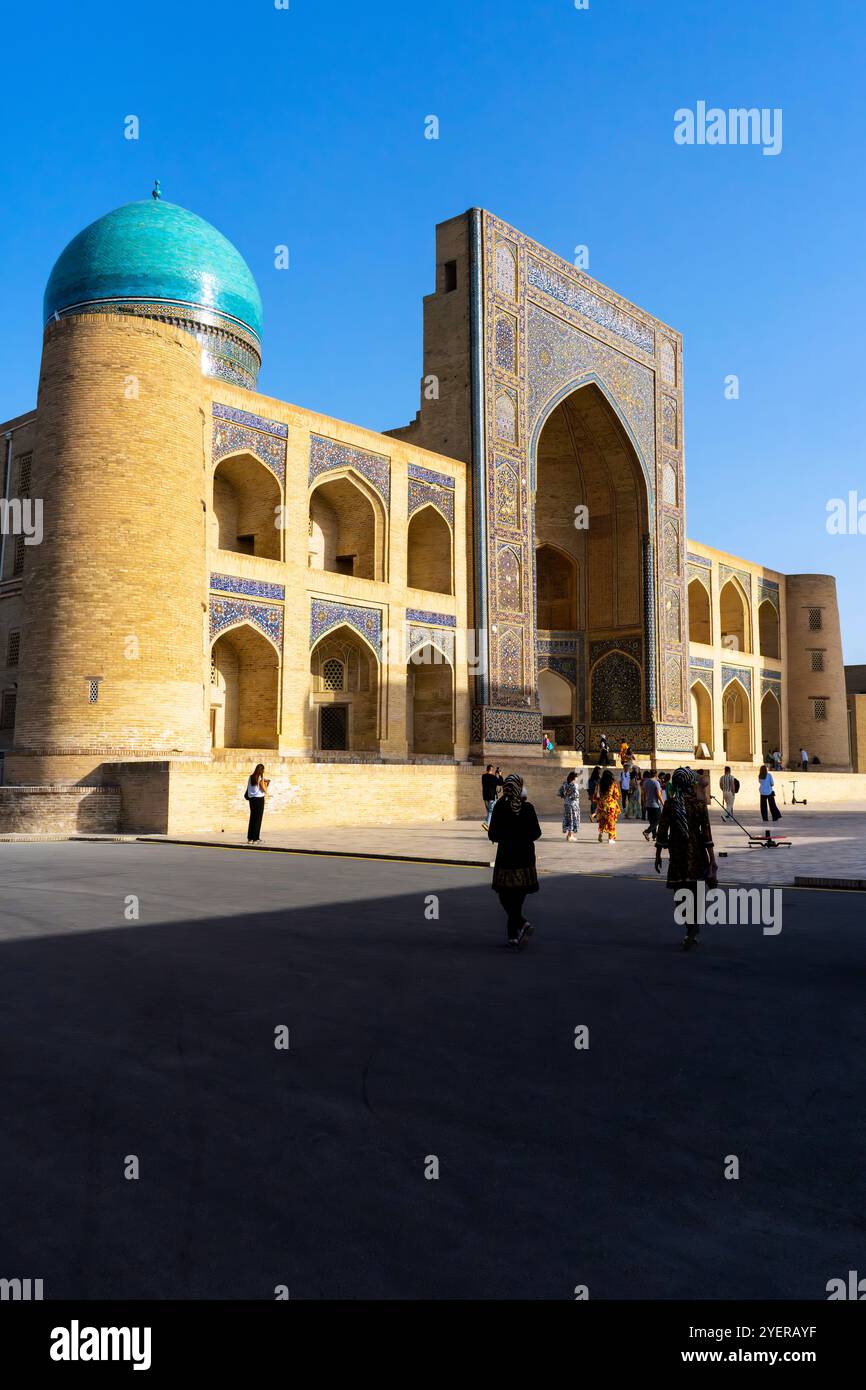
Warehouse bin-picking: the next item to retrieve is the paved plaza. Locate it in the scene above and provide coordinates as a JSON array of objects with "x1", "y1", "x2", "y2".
[
  {"x1": 150, "y1": 799, "x2": 866, "y2": 887},
  {"x1": 0, "y1": 840, "x2": 864, "y2": 1299}
]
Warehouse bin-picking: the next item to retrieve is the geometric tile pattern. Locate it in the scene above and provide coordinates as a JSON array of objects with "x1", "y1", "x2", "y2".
[
  {"x1": 309, "y1": 435, "x2": 390, "y2": 508},
  {"x1": 210, "y1": 572, "x2": 285, "y2": 601},
  {"x1": 310, "y1": 599, "x2": 382, "y2": 654},
  {"x1": 209, "y1": 595, "x2": 283, "y2": 649}
]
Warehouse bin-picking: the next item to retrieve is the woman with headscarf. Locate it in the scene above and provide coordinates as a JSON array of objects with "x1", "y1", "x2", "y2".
[
  {"x1": 655, "y1": 766, "x2": 718, "y2": 950},
  {"x1": 595, "y1": 769, "x2": 622, "y2": 844},
  {"x1": 587, "y1": 765, "x2": 602, "y2": 821},
  {"x1": 558, "y1": 769, "x2": 580, "y2": 842},
  {"x1": 488, "y1": 772, "x2": 542, "y2": 947}
]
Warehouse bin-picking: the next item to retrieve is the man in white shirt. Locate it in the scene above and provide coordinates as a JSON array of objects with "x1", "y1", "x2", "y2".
[{"x1": 719, "y1": 765, "x2": 737, "y2": 821}]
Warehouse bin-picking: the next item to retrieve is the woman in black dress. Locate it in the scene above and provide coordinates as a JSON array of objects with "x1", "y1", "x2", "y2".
[
  {"x1": 488, "y1": 773, "x2": 542, "y2": 947},
  {"x1": 655, "y1": 766, "x2": 718, "y2": 950}
]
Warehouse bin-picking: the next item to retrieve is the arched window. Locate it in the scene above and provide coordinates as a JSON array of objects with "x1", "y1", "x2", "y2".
[
  {"x1": 688, "y1": 578, "x2": 712, "y2": 645},
  {"x1": 308, "y1": 474, "x2": 385, "y2": 581},
  {"x1": 212, "y1": 454, "x2": 282, "y2": 560},
  {"x1": 407, "y1": 505, "x2": 453, "y2": 594},
  {"x1": 758, "y1": 600, "x2": 780, "y2": 659},
  {"x1": 720, "y1": 579, "x2": 751, "y2": 654},
  {"x1": 210, "y1": 624, "x2": 280, "y2": 749},
  {"x1": 321, "y1": 658, "x2": 345, "y2": 692}
]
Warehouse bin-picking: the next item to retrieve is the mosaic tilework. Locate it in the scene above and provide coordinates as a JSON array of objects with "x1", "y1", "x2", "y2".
[
  {"x1": 643, "y1": 535, "x2": 658, "y2": 714},
  {"x1": 408, "y1": 478, "x2": 454, "y2": 525},
  {"x1": 214, "y1": 402, "x2": 288, "y2": 438},
  {"x1": 210, "y1": 572, "x2": 285, "y2": 601},
  {"x1": 662, "y1": 396, "x2": 678, "y2": 447},
  {"x1": 722, "y1": 665, "x2": 753, "y2": 697},
  {"x1": 407, "y1": 625, "x2": 455, "y2": 663},
  {"x1": 655, "y1": 721, "x2": 696, "y2": 752},
  {"x1": 758, "y1": 580, "x2": 781, "y2": 612},
  {"x1": 497, "y1": 546, "x2": 522, "y2": 611},
  {"x1": 495, "y1": 391, "x2": 517, "y2": 442},
  {"x1": 472, "y1": 705, "x2": 543, "y2": 745},
  {"x1": 689, "y1": 655, "x2": 714, "y2": 669},
  {"x1": 590, "y1": 649, "x2": 643, "y2": 722},
  {"x1": 688, "y1": 562, "x2": 712, "y2": 592},
  {"x1": 209, "y1": 596, "x2": 283, "y2": 649},
  {"x1": 526, "y1": 257, "x2": 655, "y2": 354},
  {"x1": 660, "y1": 338, "x2": 677, "y2": 385},
  {"x1": 689, "y1": 669, "x2": 713, "y2": 694},
  {"x1": 526, "y1": 303, "x2": 656, "y2": 488},
  {"x1": 310, "y1": 435, "x2": 390, "y2": 507},
  {"x1": 539, "y1": 655, "x2": 577, "y2": 686},
  {"x1": 493, "y1": 457, "x2": 521, "y2": 529},
  {"x1": 720, "y1": 564, "x2": 752, "y2": 597},
  {"x1": 495, "y1": 315, "x2": 517, "y2": 372},
  {"x1": 687, "y1": 551, "x2": 712, "y2": 568},
  {"x1": 537, "y1": 636, "x2": 578, "y2": 655},
  {"x1": 761, "y1": 671, "x2": 782, "y2": 699},
  {"x1": 405, "y1": 609, "x2": 457, "y2": 627},
  {"x1": 589, "y1": 636, "x2": 642, "y2": 666},
  {"x1": 212, "y1": 403, "x2": 287, "y2": 486},
  {"x1": 407, "y1": 463, "x2": 455, "y2": 491},
  {"x1": 665, "y1": 587, "x2": 682, "y2": 642},
  {"x1": 495, "y1": 241, "x2": 517, "y2": 298},
  {"x1": 310, "y1": 599, "x2": 382, "y2": 653},
  {"x1": 665, "y1": 654, "x2": 685, "y2": 712}
]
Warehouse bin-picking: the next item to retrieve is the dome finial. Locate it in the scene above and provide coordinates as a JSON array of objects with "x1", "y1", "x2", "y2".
[{"x1": 151, "y1": 179, "x2": 162, "y2": 201}]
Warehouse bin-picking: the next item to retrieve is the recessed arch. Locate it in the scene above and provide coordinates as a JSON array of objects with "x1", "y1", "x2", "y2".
[
  {"x1": 758, "y1": 599, "x2": 780, "y2": 660},
  {"x1": 688, "y1": 577, "x2": 712, "y2": 645},
  {"x1": 761, "y1": 688, "x2": 782, "y2": 760},
  {"x1": 210, "y1": 622, "x2": 279, "y2": 749},
  {"x1": 406, "y1": 642, "x2": 454, "y2": 755},
  {"x1": 536, "y1": 544, "x2": 577, "y2": 630},
  {"x1": 212, "y1": 452, "x2": 282, "y2": 560},
  {"x1": 407, "y1": 504, "x2": 453, "y2": 594},
  {"x1": 720, "y1": 577, "x2": 752, "y2": 655},
  {"x1": 690, "y1": 678, "x2": 713, "y2": 755},
  {"x1": 590, "y1": 649, "x2": 643, "y2": 724},
  {"x1": 308, "y1": 471, "x2": 386, "y2": 581},
  {"x1": 722, "y1": 676, "x2": 752, "y2": 761},
  {"x1": 310, "y1": 623, "x2": 380, "y2": 751}
]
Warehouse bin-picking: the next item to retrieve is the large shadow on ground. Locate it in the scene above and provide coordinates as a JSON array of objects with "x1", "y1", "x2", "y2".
[{"x1": 0, "y1": 855, "x2": 863, "y2": 1300}]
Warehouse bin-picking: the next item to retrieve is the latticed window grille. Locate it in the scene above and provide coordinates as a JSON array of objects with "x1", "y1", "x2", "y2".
[
  {"x1": 807, "y1": 607, "x2": 823, "y2": 631},
  {"x1": 210, "y1": 654, "x2": 218, "y2": 684},
  {"x1": 322, "y1": 658, "x2": 345, "y2": 691},
  {"x1": 812, "y1": 698, "x2": 827, "y2": 721},
  {"x1": 0, "y1": 689, "x2": 16, "y2": 729},
  {"x1": 809, "y1": 649, "x2": 825, "y2": 672},
  {"x1": 7, "y1": 630, "x2": 20, "y2": 667},
  {"x1": 320, "y1": 704, "x2": 348, "y2": 750},
  {"x1": 17, "y1": 454, "x2": 32, "y2": 496},
  {"x1": 87, "y1": 678, "x2": 100, "y2": 705},
  {"x1": 13, "y1": 535, "x2": 25, "y2": 576}
]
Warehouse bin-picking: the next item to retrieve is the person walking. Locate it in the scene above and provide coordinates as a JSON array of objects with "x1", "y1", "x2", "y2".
[
  {"x1": 587, "y1": 764, "x2": 601, "y2": 822},
  {"x1": 642, "y1": 769, "x2": 662, "y2": 841},
  {"x1": 558, "y1": 769, "x2": 581, "y2": 842},
  {"x1": 620, "y1": 762, "x2": 631, "y2": 817},
  {"x1": 759, "y1": 764, "x2": 783, "y2": 822},
  {"x1": 655, "y1": 766, "x2": 718, "y2": 951},
  {"x1": 800, "y1": 747, "x2": 809, "y2": 772},
  {"x1": 488, "y1": 773, "x2": 542, "y2": 948},
  {"x1": 244, "y1": 763, "x2": 269, "y2": 843},
  {"x1": 596, "y1": 769, "x2": 622, "y2": 844},
  {"x1": 628, "y1": 766, "x2": 642, "y2": 820},
  {"x1": 481, "y1": 764, "x2": 502, "y2": 830},
  {"x1": 599, "y1": 734, "x2": 610, "y2": 767}
]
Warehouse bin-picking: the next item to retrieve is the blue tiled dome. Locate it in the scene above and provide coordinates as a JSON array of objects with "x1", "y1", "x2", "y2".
[{"x1": 44, "y1": 197, "x2": 262, "y2": 338}]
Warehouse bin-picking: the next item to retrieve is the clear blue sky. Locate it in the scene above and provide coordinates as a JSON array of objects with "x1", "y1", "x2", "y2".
[{"x1": 2, "y1": 0, "x2": 864, "y2": 656}]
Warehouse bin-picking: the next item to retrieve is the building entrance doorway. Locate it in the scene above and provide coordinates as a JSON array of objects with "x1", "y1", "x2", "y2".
[{"x1": 320, "y1": 704, "x2": 348, "y2": 751}]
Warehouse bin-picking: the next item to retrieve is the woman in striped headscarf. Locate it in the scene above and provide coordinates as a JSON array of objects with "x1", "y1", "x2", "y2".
[
  {"x1": 655, "y1": 766, "x2": 718, "y2": 950},
  {"x1": 488, "y1": 773, "x2": 542, "y2": 948}
]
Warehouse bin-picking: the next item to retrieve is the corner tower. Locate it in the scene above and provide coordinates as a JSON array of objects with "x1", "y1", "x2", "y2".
[{"x1": 10, "y1": 192, "x2": 264, "y2": 781}]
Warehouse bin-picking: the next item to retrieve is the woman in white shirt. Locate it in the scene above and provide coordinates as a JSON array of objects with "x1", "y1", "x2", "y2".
[
  {"x1": 758, "y1": 765, "x2": 782, "y2": 823},
  {"x1": 245, "y1": 763, "x2": 269, "y2": 843}
]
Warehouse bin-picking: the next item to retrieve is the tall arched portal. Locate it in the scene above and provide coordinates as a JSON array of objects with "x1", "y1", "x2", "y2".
[{"x1": 535, "y1": 383, "x2": 651, "y2": 748}]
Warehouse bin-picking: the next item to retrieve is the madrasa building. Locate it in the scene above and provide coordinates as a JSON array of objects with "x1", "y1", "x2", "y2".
[{"x1": 0, "y1": 190, "x2": 853, "y2": 833}]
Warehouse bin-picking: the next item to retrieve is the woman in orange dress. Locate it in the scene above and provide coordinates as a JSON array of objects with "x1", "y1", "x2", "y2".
[{"x1": 596, "y1": 769, "x2": 622, "y2": 844}]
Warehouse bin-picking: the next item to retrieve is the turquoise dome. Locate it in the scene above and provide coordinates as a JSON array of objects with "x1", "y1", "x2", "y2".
[{"x1": 43, "y1": 198, "x2": 263, "y2": 341}]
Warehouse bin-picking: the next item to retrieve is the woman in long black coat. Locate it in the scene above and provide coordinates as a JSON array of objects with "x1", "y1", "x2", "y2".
[{"x1": 488, "y1": 773, "x2": 542, "y2": 947}]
